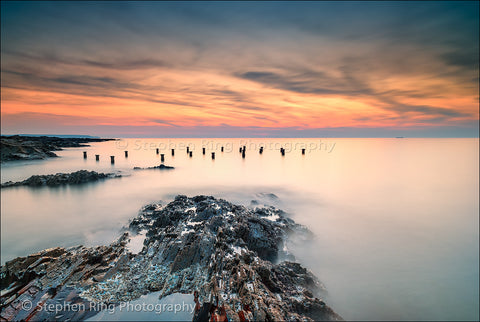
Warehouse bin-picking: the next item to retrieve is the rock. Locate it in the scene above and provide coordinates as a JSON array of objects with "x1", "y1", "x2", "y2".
[
  {"x1": 256, "y1": 192, "x2": 279, "y2": 201},
  {"x1": 133, "y1": 164, "x2": 174, "y2": 170},
  {"x1": 0, "y1": 135, "x2": 114, "y2": 163},
  {"x1": 1, "y1": 171, "x2": 122, "y2": 188},
  {"x1": 0, "y1": 196, "x2": 342, "y2": 321}
]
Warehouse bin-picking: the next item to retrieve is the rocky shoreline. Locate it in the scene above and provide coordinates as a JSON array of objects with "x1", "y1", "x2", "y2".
[
  {"x1": 0, "y1": 135, "x2": 114, "y2": 162},
  {"x1": 1, "y1": 170, "x2": 122, "y2": 188},
  {"x1": 0, "y1": 195, "x2": 342, "y2": 321}
]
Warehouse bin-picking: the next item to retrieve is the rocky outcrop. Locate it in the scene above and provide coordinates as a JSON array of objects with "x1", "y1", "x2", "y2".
[
  {"x1": 0, "y1": 196, "x2": 342, "y2": 321},
  {"x1": 0, "y1": 135, "x2": 114, "y2": 162},
  {"x1": 133, "y1": 164, "x2": 174, "y2": 170},
  {"x1": 1, "y1": 170, "x2": 122, "y2": 188}
]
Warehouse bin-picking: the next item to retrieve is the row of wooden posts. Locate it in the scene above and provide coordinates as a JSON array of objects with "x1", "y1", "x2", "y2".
[
  {"x1": 83, "y1": 151, "x2": 120, "y2": 163},
  {"x1": 83, "y1": 146, "x2": 306, "y2": 163}
]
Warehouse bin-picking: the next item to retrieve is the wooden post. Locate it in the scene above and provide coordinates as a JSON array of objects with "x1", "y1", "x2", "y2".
[
  {"x1": 212, "y1": 152, "x2": 215, "y2": 159},
  {"x1": 259, "y1": 147, "x2": 263, "y2": 154},
  {"x1": 242, "y1": 150, "x2": 246, "y2": 158},
  {"x1": 239, "y1": 147, "x2": 242, "y2": 153},
  {"x1": 189, "y1": 151, "x2": 193, "y2": 157},
  {"x1": 172, "y1": 149, "x2": 175, "y2": 156},
  {"x1": 187, "y1": 147, "x2": 190, "y2": 153},
  {"x1": 160, "y1": 154, "x2": 165, "y2": 162},
  {"x1": 221, "y1": 146, "x2": 224, "y2": 152},
  {"x1": 124, "y1": 151, "x2": 128, "y2": 157},
  {"x1": 281, "y1": 148, "x2": 285, "y2": 156},
  {"x1": 203, "y1": 147, "x2": 206, "y2": 155},
  {"x1": 83, "y1": 151, "x2": 87, "y2": 159},
  {"x1": 156, "y1": 148, "x2": 159, "y2": 155},
  {"x1": 110, "y1": 156, "x2": 115, "y2": 164},
  {"x1": 95, "y1": 155, "x2": 100, "y2": 161},
  {"x1": 302, "y1": 148, "x2": 305, "y2": 155}
]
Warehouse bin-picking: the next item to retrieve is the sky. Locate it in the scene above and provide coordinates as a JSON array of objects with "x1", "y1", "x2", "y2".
[{"x1": 1, "y1": 1, "x2": 478, "y2": 138}]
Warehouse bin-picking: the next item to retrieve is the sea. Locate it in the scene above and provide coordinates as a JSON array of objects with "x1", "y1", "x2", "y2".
[{"x1": 1, "y1": 138, "x2": 478, "y2": 321}]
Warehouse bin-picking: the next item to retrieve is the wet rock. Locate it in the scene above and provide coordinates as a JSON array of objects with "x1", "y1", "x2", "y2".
[
  {"x1": 0, "y1": 135, "x2": 114, "y2": 163},
  {"x1": 0, "y1": 196, "x2": 342, "y2": 321},
  {"x1": 1, "y1": 170, "x2": 122, "y2": 188}
]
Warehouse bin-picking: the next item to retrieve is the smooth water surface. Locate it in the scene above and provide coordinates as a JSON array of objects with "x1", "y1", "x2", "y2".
[{"x1": 1, "y1": 138, "x2": 478, "y2": 320}]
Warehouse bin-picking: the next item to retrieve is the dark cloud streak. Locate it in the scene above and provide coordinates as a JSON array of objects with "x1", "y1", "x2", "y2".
[
  {"x1": 2, "y1": 50, "x2": 170, "y2": 70},
  {"x1": 237, "y1": 67, "x2": 472, "y2": 119}
]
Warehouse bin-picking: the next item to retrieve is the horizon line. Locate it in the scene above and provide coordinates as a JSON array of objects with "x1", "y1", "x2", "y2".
[{"x1": 1, "y1": 134, "x2": 479, "y2": 139}]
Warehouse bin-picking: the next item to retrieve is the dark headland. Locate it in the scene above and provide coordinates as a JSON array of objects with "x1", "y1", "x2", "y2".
[
  {"x1": 1, "y1": 170, "x2": 123, "y2": 188},
  {"x1": 0, "y1": 195, "x2": 342, "y2": 321},
  {"x1": 0, "y1": 135, "x2": 114, "y2": 163}
]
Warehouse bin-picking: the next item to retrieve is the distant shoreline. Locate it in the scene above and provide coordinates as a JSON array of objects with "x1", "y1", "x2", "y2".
[
  {"x1": 0, "y1": 135, "x2": 115, "y2": 163},
  {"x1": 1, "y1": 134, "x2": 108, "y2": 139}
]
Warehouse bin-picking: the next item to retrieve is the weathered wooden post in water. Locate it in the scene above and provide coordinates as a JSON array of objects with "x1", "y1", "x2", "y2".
[
  {"x1": 259, "y1": 147, "x2": 263, "y2": 154},
  {"x1": 83, "y1": 151, "x2": 87, "y2": 159},
  {"x1": 172, "y1": 149, "x2": 175, "y2": 156},
  {"x1": 212, "y1": 152, "x2": 215, "y2": 160},
  {"x1": 189, "y1": 151, "x2": 193, "y2": 157},
  {"x1": 110, "y1": 156, "x2": 115, "y2": 164},
  {"x1": 156, "y1": 148, "x2": 159, "y2": 155},
  {"x1": 203, "y1": 147, "x2": 206, "y2": 155},
  {"x1": 281, "y1": 148, "x2": 285, "y2": 156},
  {"x1": 160, "y1": 154, "x2": 165, "y2": 162},
  {"x1": 187, "y1": 147, "x2": 190, "y2": 153},
  {"x1": 95, "y1": 155, "x2": 100, "y2": 161},
  {"x1": 302, "y1": 148, "x2": 305, "y2": 155},
  {"x1": 124, "y1": 151, "x2": 128, "y2": 157},
  {"x1": 239, "y1": 147, "x2": 242, "y2": 153},
  {"x1": 242, "y1": 149, "x2": 246, "y2": 158},
  {"x1": 221, "y1": 146, "x2": 224, "y2": 152}
]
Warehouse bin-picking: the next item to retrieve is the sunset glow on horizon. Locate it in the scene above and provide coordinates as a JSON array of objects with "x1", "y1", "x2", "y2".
[{"x1": 1, "y1": 1, "x2": 478, "y2": 137}]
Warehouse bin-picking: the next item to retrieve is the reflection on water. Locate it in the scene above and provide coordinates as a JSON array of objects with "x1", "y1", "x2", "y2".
[{"x1": 1, "y1": 138, "x2": 479, "y2": 320}]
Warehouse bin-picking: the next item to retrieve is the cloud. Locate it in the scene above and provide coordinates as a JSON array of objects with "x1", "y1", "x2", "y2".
[
  {"x1": 237, "y1": 65, "x2": 474, "y2": 122},
  {"x1": 1, "y1": 112, "x2": 94, "y2": 128},
  {"x1": 381, "y1": 101, "x2": 470, "y2": 118},
  {"x1": 150, "y1": 119, "x2": 178, "y2": 127},
  {"x1": 2, "y1": 69, "x2": 144, "y2": 100},
  {"x1": 1, "y1": 1, "x2": 478, "y2": 136},
  {"x1": 80, "y1": 58, "x2": 169, "y2": 70},
  {"x1": 2, "y1": 50, "x2": 170, "y2": 70},
  {"x1": 441, "y1": 49, "x2": 480, "y2": 73},
  {"x1": 237, "y1": 70, "x2": 359, "y2": 95}
]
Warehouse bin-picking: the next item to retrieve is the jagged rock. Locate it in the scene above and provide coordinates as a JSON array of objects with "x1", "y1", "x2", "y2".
[
  {"x1": 0, "y1": 135, "x2": 114, "y2": 162},
  {"x1": 1, "y1": 171, "x2": 122, "y2": 188},
  {"x1": 0, "y1": 196, "x2": 342, "y2": 321}
]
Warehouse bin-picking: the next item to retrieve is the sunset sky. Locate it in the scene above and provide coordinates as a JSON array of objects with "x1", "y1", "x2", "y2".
[{"x1": 1, "y1": 1, "x2": 478, "y2": 137}]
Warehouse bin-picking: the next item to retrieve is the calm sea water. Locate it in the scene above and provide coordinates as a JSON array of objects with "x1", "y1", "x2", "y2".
[{"x1": 1, "y1": 138, "x2": 478, "y2": 321}]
